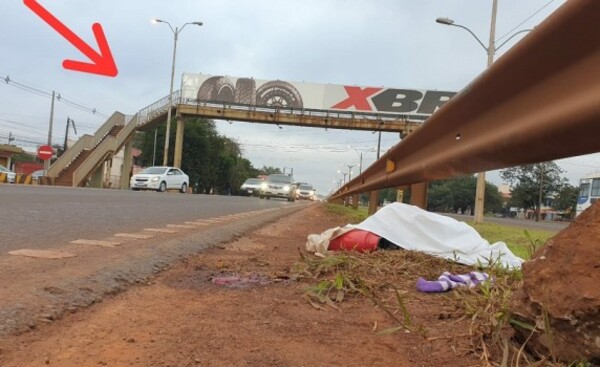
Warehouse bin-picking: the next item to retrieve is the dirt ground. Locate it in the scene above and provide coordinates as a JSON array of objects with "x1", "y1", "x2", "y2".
[{"x1": 0, "y1": 204, "x2": 500, "y2": 366}]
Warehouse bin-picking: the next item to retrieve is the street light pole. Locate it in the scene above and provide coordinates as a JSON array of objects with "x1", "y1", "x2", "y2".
[
  {"x1": 437, "y1": 0, "x2": 519, "y2": 223},
  {"x1": 153, "y1": 19, "x2": 202, "y2": 167},
  {"x1": 163, "y1": 25, "x2": 179, "y2": 167},
  {"x1": 346, "y1": 164, "x2": 355, "y2": 181},
  {"x1": 471, "y1": 0, "x2": 498, "y2": 223}
]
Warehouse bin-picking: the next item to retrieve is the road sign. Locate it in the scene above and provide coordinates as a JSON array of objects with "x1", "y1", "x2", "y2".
[{"x1": 37, "y1": 145, "x2": 54, "y2": 160}]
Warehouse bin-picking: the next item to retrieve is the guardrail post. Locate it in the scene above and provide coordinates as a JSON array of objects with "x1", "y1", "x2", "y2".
[
  {"x1": 409, "y1": 182, "x2": 428, "y2": 209},
  {"x1": 368, "y1": 191, "x2": 378, "y2": 215}
]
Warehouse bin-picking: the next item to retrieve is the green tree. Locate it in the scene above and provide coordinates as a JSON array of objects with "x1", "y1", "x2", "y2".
[
  {"x1": 138, "y1": 117, "x2": 259, "y2": 195},
  {"x1": 554, "y1": 183, "x2": 578, "y2": 219},
  {"x1": 259, "y1": 166, "x2": 282, "y2": 175},
  {"x1": 11, "y1": 152, "x2": 37, "y2": 163},
  {"x1": 427, "y1": 175, "x2": 503, "y2": 214},
  {"x1": 501, "y1": 162, "x2": 566, "y2": 220}
]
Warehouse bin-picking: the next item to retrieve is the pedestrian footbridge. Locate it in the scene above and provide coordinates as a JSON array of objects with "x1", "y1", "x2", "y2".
[{"x1": 46, "y1": 74, "x2": 454, "y2": 188}]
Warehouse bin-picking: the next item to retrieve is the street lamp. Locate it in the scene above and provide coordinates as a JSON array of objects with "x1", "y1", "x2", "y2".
[
  {"x1": 152, "y1": 18, "x2": 203, "y2": 167},
  {"x1": 346, "y1": 164, "x2": 355, "y2": 181},
  {"x1": 338, "y1": 170, "x2": 348, "y2": 185},
  {"x1": 436, "y1": 1, "x2": 531, "y2": 223},
  {"x1": 351, "y1": 147, "x2": 376, "y2": 175}
]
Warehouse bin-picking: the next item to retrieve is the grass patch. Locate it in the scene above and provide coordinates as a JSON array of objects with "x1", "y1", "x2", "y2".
[
  {"x1": 469, "y1": 222, "x2": 554, "y2": 260},
  {"x1": 325, "y1": 203, "x2": 369, "y2": 223}
]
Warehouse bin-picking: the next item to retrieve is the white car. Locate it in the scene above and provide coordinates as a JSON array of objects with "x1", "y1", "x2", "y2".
[
  {"x1": 296, "y1": 184, "x2": 316, "y2": 201},
  {"x1": 259, "y1": 174, "x2": 296, "y2": 201},
  {"x1": 130, "y1": 166, "x2": 189, "y2": 193},
  {"x1": 0, "y1": 164, "x2": 16, "y2": 184}
]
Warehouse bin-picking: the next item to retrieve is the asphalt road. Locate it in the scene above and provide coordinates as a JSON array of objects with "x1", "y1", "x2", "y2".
[{"x1": 0, "y1": 184, "x2": 301, "y2": 253}]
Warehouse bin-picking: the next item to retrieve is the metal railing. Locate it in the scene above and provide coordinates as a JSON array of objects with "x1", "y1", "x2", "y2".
[
  {"x1": 72, "y1": 114, "x2": 139, "y2": 187},
  {"x1": 46, "y1": 112, "x2": 125, "y2": 178},
  {"x1": 46, "y1": 135, "x2": 93, "y2": 178},
  {"x1": 182, "y1": 99, "x2": 429, "y2": 124},
  {"x1": 138, "y1": 91, "x2": 181, "y2": 126}
]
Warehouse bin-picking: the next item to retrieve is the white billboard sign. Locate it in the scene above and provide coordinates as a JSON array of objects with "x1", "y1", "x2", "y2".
[{"x1": 181, "y1": 73, "x2": 456, "y2": 119}]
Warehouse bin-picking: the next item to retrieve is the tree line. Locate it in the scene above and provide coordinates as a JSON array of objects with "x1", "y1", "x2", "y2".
[
  {"x1": 135, "y1": 117, "x2": 279, "y2": 195},
  {"x1": 427, "y1": 162, "x2": 578, "y2": 219}
]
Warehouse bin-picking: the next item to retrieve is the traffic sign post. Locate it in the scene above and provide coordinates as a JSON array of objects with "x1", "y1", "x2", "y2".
[{"x1": 37, "y1": 145, "x2": 54, "y2": 161}]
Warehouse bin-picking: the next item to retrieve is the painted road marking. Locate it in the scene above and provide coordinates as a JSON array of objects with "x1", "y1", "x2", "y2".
[
  {"x1": 185, "y1": 221, "x2": 209, "y2": 226},
  {"x1": 166, "y1": 224, "x2": 196, "y2": 229},
  {"x1": 114, "y1": 233, "x2": 155, "y2": 239},
  {"x1": 71, "y1": 239, "x2": 121, "y2": 247},
  {"x1": 144, "y1": 228, "x2": 177, "y2": 234},
  {"x1": 9, "y1": 249, "x2": 77, "y2": 259}
]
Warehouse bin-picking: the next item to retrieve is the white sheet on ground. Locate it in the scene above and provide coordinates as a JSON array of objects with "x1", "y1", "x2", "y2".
[
  {"x1": 306, "y1": 203, "x2": 523, "y2": 269},
  {"x1": 355, "y1": 203, "x2": 523, "y2": 268}
]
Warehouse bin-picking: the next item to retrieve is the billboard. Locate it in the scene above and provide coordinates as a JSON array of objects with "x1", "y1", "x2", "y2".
[{"x1": 181, "y1": 73, "x2": 456, "y2": 119}]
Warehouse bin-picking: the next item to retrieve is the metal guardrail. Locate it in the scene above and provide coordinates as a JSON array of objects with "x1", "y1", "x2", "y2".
[{"x1": 330, "y1": 0, "x2": 600, "y2": 200}]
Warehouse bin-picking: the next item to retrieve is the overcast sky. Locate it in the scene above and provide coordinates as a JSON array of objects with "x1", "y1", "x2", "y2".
[{"x1": 2, "y1": 0, "x2": 597, "y2": 195}]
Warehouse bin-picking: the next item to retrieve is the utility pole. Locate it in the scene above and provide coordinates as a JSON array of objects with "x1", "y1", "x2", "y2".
[
  {"x1": 537, "y1": 163, "x2": 544, "y2": 222},
  {"x1": 474, "y1": 0, "x2": 498, "y2": 223},
  {"x1": 63, "y1": 118, "x2": 77, "y2": 155},
  {"x1": 44, "y1": 91, "x2": 56, "y2": 171}
]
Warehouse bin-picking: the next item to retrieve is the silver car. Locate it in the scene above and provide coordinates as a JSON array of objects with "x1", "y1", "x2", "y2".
[
  {"x1": 259, "y1": 174, "x2": 295, "y2": 201},
  {"x1": 0, "y1": 165, "x2": 16, "y2": 184},
  {"x1": 240, "y1": 178, "x2": 263, "y2": 196},
  {"x1": 130, "y1": 166, "x2": 189, "y2": 193}
]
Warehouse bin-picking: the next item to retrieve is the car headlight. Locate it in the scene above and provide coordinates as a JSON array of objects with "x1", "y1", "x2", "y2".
[
  {"x1": 151, "y1": 177, "x2": 159, "y2": 182},
  {"x1": 283, "y1": 185, "x2": 290, "y2": 192},
  {"x1": 261, "y1": 182, "x2": 268, "y2": 190}
]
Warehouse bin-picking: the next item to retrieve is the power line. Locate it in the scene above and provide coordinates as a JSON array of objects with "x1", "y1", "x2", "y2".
[
  {"x1": 0, "y1": 74, "x2": 109, "y2": 119},
  {"x1": 496, "y1": 0, "x2": 558, "y2": 42}
]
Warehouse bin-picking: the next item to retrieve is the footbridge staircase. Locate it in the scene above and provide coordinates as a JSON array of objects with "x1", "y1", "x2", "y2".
[{"x1": 46, "y1": 93, "x2": 176, "y2": 188}]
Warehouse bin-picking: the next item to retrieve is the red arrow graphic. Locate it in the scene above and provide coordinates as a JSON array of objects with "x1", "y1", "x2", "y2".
[{"x1": 23, "y1": 0, "x2": 118, "y2": 77}]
